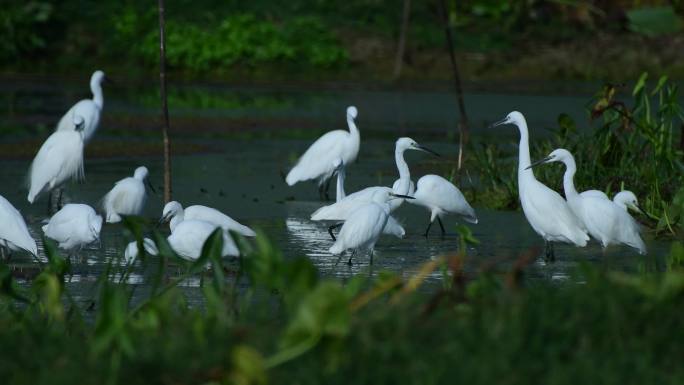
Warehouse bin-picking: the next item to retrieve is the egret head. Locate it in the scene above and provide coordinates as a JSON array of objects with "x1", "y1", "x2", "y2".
[
  {"x1": 614, "y1": 191, "x2": 643, "y2": 214},
  {"x1": 133, "y1": 166, "x2": 149, "y2": 180},
  {"x1": 160, "y1": 201, "x2": 183, "y2": 224},
  {"x1": 90, "y1": 213, "x2": 103, "y2": 240},
  {"x1": 91, "y1": 70, "x2": 106, "y2": 86},
  {"x1": 396, "y1": 137, "x2": 440, "y2": 157},
  {"x1": 526, "y1": 148, "x2": 573, "y2": 169},
  {"x1": 73, "y1": 115, "x2": 85, "y2": 131},
  {"x1": 347, "y1": 106, "x2": 358, "y2": 119},
  {"x1": 491, "y1": 111, "x2": 525, "y2": 128}
]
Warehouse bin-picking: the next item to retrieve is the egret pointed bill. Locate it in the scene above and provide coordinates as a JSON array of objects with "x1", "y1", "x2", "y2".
[
  {"x1": 415, "y1": 145, "x2": 440, "y2": 157},
  {"x1": 157, "y1": 212, "x2": 172, "y2": 227},
  {"x1": 390, "y1": 193, "x2": 415, "y2": 200},
  {"x1": 489, "y1": 116, "x2": 511, "y2": 128},
  {"x1": 525, "y1": 156, "x2": 553, "y2": 170},
  {"x1": 146, "y1": 179, "x2": 156, "y2": 194}
]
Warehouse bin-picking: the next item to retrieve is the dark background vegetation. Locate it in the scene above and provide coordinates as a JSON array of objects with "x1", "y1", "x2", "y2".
[{"x1": 3, "y1": 0, "x2": 684, "y2": 82}]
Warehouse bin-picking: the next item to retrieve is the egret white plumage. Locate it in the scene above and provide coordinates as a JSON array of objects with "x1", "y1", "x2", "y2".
[
  {"x1": 28, "y1": 115, "x2": 85, "y2": 206},
  {"x1": 491, "y1": 112, "x2": 588, "y2": 261},
  {"x1": 286, "y1": 106, "x2": 360, "y2": 199},
  {"x1": 167, "y1": 220, "x2": 239, "y2": 261},
  {"x1": 409, "y1": 174, "x2": 478, "y2": 237},
  {"x1": 103, "y1": 166, "x2": 153, "y2": 223},
  {"x1": 160, "y1": 201, "x2": 256, "y2": 237},
  {"x1": 43, "y1": 203, "x2": 102, "y2": 252},
  {"x1": 325, "y1": 157, "x2": 409, "y2": 240},
  {"x1": 56, "y1": 70, "x2": 106, "y2": 143},
  {"x1": 124, "y1": 238, "x2": 159, "y2": 263},
  {"x1": 0, "y1": 194, "x2": 37, "y2": 258},
  {"x1": 528, "y1": 149, "x2": 646, "y2": 254},
  {"x1": 312, "y1": 137, "x2": 433, "y2": 239},
  {"x1": 329, "y1": 190, "x2": 414, "y2": 265}
]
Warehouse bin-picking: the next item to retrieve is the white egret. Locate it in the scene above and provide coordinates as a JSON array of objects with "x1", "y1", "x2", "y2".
[
  {"x1": 56, "y1": 70, "x2": 106, "y2": 143},
  {"x1": 103, "y1": 166, "x2": 153, "y2": 223},
  {"x1": 312, "y1": 137, "x2": 432, "y2": 239},
  {"x1": 491, "y1": 112, "x2": 588, "y2": 261},
  {"x1": 613, "y1": 191, "x2": 643, "y2": 212},
  {"x1": 286, "y1": 106, "x2": 361, "y2": 199},
  {"x1": 124, "y1": 238, "x2": 159, "y2": 263},
  {"x1": 329, "y1": 190, "x2": 414, "y2": 265},
  {"x1": 160, "y1": 201, "x2": 256, "y2": 237},
  {"x1": 42, "y1": 203, "x2": 102, "y2": 252},
  {"x1": 28, "y1": 115, "x2": 85, "y2": 207},
  {"x1": 167, "y1": 220, "x2": 239, "y2": 261},
  {"x1": 0, "y1": 194, "x2": 37, "y2": 258},
  {"x1": 325, "y1": 157, "x2": 409, "y2": 240},
  {"x1": 528, "y1": 149, "x2": 646, "y2": 255},
  {"x1": 409, "y1": 174, "x2": 478, "y2": 237}
]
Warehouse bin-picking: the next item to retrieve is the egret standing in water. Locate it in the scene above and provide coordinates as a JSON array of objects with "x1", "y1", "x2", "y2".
[
  {"x1": 124, "y1": 238, "x2": 159, "y2": 263},
  {"x1": 102, "y1": 166, "x2": 153, "y2": 223},
  {"x1": 160, "y1": 201, "x2": 256, "y2": 237},
  {"x1": 286, "y1": 106, "x2": 360, "y2": 200},
  {"x1": 28, "y1": 115, "x2": 86, "y2": 210},
  {"x1": 327, "y1": 158, "x2": 407, "y2": 240},
  {"x1": 56, "y1": 70, "x2": 106, "y2": 143},
  {"x1": 43, "y1": 203, "x2": 102, "y2": 253},
  {"x1": 491, "y1": 112, "x2": 588, "y2": 261},
  {"x1": 529, "y1": 149, "x2": 647, "y2": 254},
  {"x1": 409, "y1": 174, "x2": 478, "y2": 237},
  {"x1": 167, "y1": 220, "x2": 239, "y2": 261},
  {"x1": 329, "y1": 190, "x2": 414, "y2": 265},
  {"x1": 312, "y1": 137, "x2": 435, "y2": 239},
  {"x1": 0, "y1": 194, "x2": 37, "y2": 258}
]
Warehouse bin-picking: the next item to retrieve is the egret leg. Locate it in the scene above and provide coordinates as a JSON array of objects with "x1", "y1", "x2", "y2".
[
  {"x1": 544, "y1": 241, "x2": 556, "y2": 262},
  {"x1": 369, "y1": 249, "x2": 374, "y2": 265},
  {"x1": 327, "y1": 222, "x2": 343, "y2": 241},
  {"x1": 437, "y1": 217, "x2": 446, "y2": 237},
  {"x1": 423, "y1": 221, "x2": 433, "y2": 237},
  {"x1": 347, "y1": 250, "x2": 356, "y2": 266}
]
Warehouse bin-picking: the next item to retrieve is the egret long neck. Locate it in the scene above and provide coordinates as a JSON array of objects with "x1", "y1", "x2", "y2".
[
  {"x1": 91, "y1": 80, "x2": 103, "y2": 109},
  {"x1": 516, "y1": 119, "x2": 534, "y2": 181},
  {"x1": 394, "y1": 148, "x2": 410, "y2": 195},
  {"x1": 347, "y1": 115, "x2": 360, "y2": 152},
  {"x1": 335, "y1": 168, "x2": 346, "y2": 202},
  {"x1": 562, "y1": 157, "x2": 579, "y2": 201}
]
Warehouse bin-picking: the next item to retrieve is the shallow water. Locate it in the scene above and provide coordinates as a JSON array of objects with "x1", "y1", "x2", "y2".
[{"x1": 0, "y1": 78, "x2": 670, "y2": 303}]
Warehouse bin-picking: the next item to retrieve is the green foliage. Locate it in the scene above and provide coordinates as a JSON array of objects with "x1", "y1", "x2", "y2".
[
  {"x1": 0, "y1": 1, "x2": 54, "y2": 62},
  {"x1": 627, "y1": 6, "x2": 683, "y2": 36},
  {"x1": 0, "y1": 220, "x2": 684, "y2": 383}
]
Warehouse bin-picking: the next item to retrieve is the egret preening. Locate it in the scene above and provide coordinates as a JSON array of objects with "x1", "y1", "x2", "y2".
[
  {"x1": 28, "y1": 115, "x2": 86, "y2": 208},
  {"x1": 286, "y1": 106, "x2": 360, "y2": 200},
  {"x1": 0, "y1": 194, "x2": 38, "y2": 258},
  {"x1": 56, "y1": 70, "x2": 106, "y2": 143},
  {"x1": 124, "y1": 238, "x2": 159, "y2": 263},
  {"x1": 528, "y1": 149, "x2": 646, "y2": 255},
  {"x1": 613, "y1": 191, "x2": 643, "y2": 213},
  {"x1": 491, "y1": 111, "x2": 588, "y2": 261},
  {"x1": 332, "y1": 158, "x2": 346, "y2": 202},
  {"x1": 103, "y1": 166, "x2": 153, "y2": 223},
  {"x1": 43, "y1": 203, "x2": 102, "y2": 252},
  {"x1": 167, "y1": 220, "x2": 239, "y2": 261},
  {"x1": 409, "y1": 174, "x2": 478, "y2": 237},
  {"x1": 160, "y1": 201, "x2": 256, "y2": 237},
  {"x1": 329, "y1": 190, "x2": 415, "y2": 265},
  {"x1": 312, "y1": 137, "x2": 435, "y2": 239}
]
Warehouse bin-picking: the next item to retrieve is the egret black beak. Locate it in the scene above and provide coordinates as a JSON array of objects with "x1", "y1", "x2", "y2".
[
  {"x1": 633, "y1": 204, "x2": 645, "y2": 215},
  {"x1": 146, "y1": 179, "x2": 157, "y2": 194},
  {"x1": 415, "y1": 145, "x2": 440, "y2": 157},
  {"x1": 103, "y1": 76, "x2": 115, "y2": 85},
  {"x1": 525, "y1": 156, "x2": 552, "y2": 170},
  {"x1": 157, "y1": 213, "x2": 171, "y2": 228},
  {"x1": 489, "y1": 117, "x2": 509, "y2": 128},
  {"x1": 390, "y1": 193, "x2": 415, "y2": 200}
]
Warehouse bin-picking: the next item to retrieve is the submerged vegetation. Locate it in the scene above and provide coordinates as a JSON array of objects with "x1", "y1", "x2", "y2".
[
  {"x1": 1, "y1": 220, "x2": 684, "y2": 384},
  {"x1": 468, "y1": 73, "x2": 684, "y2": 237}
]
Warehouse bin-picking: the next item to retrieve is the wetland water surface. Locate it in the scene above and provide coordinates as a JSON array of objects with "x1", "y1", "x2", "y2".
[{"x1": 0, "y1": 79, "x2": 669, "y2": 304}]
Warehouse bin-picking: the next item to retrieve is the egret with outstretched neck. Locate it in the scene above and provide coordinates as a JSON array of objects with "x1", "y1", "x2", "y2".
[
  {"x1": 491, "y1": 112, "x2": 588, "y2": 261},
  {"x1": 529, "y1": 149, "x2": 646, "y2": 254},
  {"x1": 56, "y1": 70, "x2": 106, "y2": 143},
  {"x1": 312, "y1": 137, "x2": 436, "y2": 238},
  {"x1": 286, "y1": 106, "x2": 361, "y2": 200}
]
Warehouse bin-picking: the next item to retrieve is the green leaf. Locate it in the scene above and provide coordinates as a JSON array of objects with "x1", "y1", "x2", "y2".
[
  {"x1": 627, "y1": 6, "x2": 683, "y2": 37},
  {"x1": 632, "y1": 72, "x2": 649, "y2": 96}
]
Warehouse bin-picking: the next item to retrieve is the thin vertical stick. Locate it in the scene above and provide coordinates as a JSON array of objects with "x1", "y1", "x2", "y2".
[
  {"x1": 438, "y1": 0, "x2": 469, "y2": 172},
  {"x1": 159, "y1": 0, "x2": 172, "y2": 203},
  {"x1": 393, "y1": 0, "x2": 412, "y2": 79}
]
